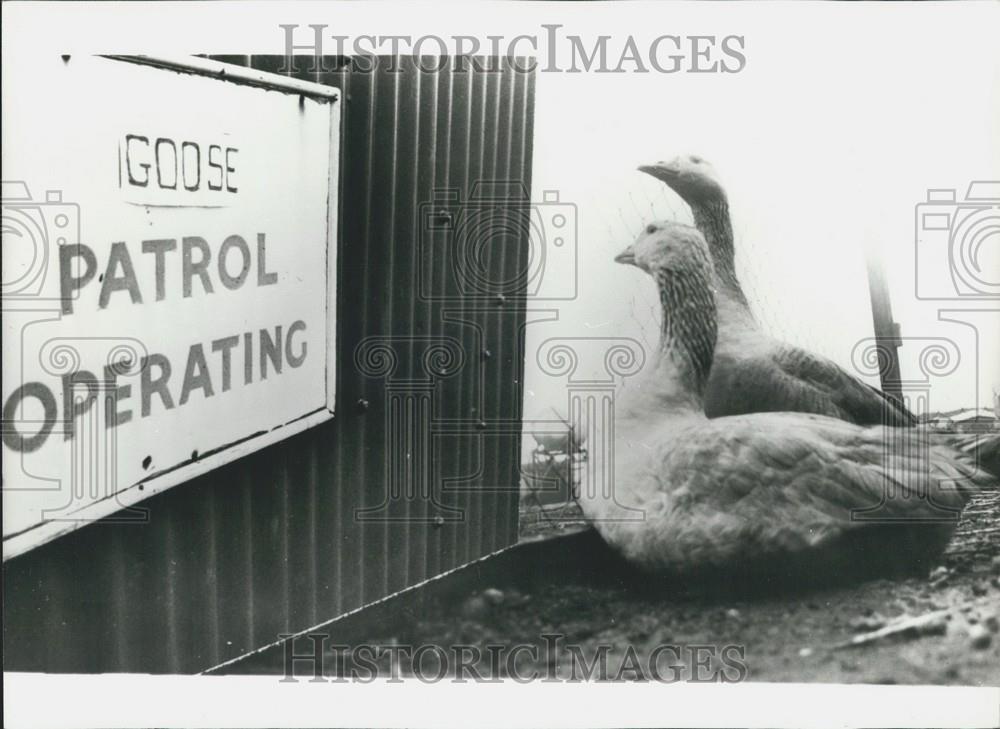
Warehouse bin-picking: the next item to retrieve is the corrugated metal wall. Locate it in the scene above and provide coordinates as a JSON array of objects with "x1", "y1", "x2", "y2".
[{"x1": 3, "y1": 55, "x2": 536, "y2": 673}]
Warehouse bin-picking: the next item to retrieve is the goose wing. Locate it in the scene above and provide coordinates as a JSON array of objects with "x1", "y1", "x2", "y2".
[
  {"x1": 704, "y1": 343, "x2": 916, "y2": 426},
  {"x1": 771, "y1": 345, "x2": 916, "y2": 426}
]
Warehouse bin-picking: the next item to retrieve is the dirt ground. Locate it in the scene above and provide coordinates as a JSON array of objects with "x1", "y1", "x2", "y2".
[{"x1": 240, "y1": 492, "x2": 999, "y2": 684}]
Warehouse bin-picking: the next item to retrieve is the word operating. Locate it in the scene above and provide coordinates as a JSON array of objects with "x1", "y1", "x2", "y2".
[{"x1": 3, "y1": 321, "x2": 308, "y2": 453}]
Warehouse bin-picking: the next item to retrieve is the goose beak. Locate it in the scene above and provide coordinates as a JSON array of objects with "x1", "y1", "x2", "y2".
[
  {"x1": 638, "y1": 162, "x2": 677, "y2": 180},
  {"x1": 638, "y1": 162, "x2": 677, "y2": 182},
  {"x1": 614, "y1": 247, "x2": 637, "y2": 266}
]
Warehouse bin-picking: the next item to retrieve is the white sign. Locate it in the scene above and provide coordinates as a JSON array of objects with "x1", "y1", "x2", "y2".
[{"x1": 1, "y1": 55, "x2": 340, "y2": 559}]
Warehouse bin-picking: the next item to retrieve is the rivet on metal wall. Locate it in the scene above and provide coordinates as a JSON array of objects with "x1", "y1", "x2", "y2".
[
  {"x1": 495, "y1": 294, "x2": 506, "y2": 306},
  {"x1": 482, "y1": 349, "x2": 492, "y2": 360},
  {"x1": 476, "y1": 421, "x2": 488, "y2": 431},
  {"x1": 356, "y1": 398, "x2": 370, "y2": 413},
  {"x1": 432, "y1": 210, "x2": 453, "y2": 227}
]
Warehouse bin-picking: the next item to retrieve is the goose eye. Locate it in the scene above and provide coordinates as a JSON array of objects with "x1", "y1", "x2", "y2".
[{"x1": 646, "y1": 224, "x2": 658, "y2": 234}]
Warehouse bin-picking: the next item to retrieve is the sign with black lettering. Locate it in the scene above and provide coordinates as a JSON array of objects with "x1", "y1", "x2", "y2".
[{"x1": 1, "y1": 55, "x2": 340, "y2": 558}]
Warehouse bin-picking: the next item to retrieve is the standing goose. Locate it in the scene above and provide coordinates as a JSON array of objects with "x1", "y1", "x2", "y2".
[
  {"x1": 579, "y1": 221, "x2": 992, "y2": 579},
  {"x1": 638, "y1": 155, "x2": 916, "y2": 427}
]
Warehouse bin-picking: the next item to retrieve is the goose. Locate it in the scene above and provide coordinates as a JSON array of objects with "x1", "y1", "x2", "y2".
[
  {"x1": 638, "y1": 155, "x2": 916, "y2": 427},
  {"x1": 576, "y1": 221, "x2": 993, "y2": 580}
]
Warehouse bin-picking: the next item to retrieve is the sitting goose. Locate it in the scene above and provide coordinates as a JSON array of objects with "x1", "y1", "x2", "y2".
[
  {"x1": 577, "y1": 221, "x2": 992, "y2": 580},
  {"x1": 638, "y1": 155, "x2": 915, "y2": 427}
]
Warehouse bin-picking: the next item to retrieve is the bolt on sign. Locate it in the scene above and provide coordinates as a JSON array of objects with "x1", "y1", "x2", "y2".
[{"x1": 1, "y1": 56, "x2": 340, "y2": 559}]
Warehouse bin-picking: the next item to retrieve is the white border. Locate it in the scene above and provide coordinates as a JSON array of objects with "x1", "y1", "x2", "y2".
[
  {"x1": 2, "y1": 55, "x2": 341, "y2": 561},
  {"x1": 4, "y1": 674, "x2": 999, "y2": 729}
]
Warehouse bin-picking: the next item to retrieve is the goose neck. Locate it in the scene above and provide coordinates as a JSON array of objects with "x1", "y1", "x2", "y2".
[
  {"x1": 691, "y1": 198, "x2": 748, "y2": 306},
  {"x1": 654, "y1": 265, "x2": 717, "y2": 405}
]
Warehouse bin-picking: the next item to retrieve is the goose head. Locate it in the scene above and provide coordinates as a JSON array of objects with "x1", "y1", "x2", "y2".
[
  {"x1": 615, "y1": 220, "x2": 718, "y2": 408},
  {"x1": 614, "y1": 220, "x2": 713, "y2": 278},
  {"x1": 638, "y1": 154, "x2": 726, "y2": 205}
]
